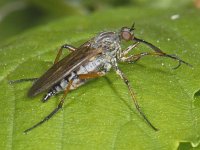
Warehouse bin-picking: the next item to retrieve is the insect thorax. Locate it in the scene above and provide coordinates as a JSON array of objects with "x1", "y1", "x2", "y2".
[{"x1": 91, "y1": 31, "x2": 121, "y2": 55}]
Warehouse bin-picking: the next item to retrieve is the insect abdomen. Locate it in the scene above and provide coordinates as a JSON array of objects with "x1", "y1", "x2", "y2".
[{"x1": 43, "y1": 56, "x2": 104, "y2": 101}]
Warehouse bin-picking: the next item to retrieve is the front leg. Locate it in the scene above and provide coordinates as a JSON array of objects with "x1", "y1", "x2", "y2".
[
  {"x1": 132, "y1": 38, "x2": 192, "y2": 69},
  {"x1": 120, "y1": 42, "x2": 139, "y2": 57},
  {"x1": 112, "y1": 60, "x2": 158, "y2": 131},
  {"x1": 119, "y1": 52, "x2": 162, "y2": 63},
  {"x1": 119, "y1": 51, "x2": 192, "y2": 69}
]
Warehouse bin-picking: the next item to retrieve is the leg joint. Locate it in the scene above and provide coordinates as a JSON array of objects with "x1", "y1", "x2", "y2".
[
  {"x1": 124, "y1": 78, "x2": 129, "y2": 85},
  {"x1": 58, "y1": 102, "x2": 63, "y2": 108}
]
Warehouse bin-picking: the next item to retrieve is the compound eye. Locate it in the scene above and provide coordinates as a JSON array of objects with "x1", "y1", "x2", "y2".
[{"x1": 121, "y1": 31, "x2": 132, "y2": 41}]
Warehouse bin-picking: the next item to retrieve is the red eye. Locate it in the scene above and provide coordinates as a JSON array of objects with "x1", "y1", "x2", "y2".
[{"x1": 121, "y1": 31, "x2": 132, "y2": 41}]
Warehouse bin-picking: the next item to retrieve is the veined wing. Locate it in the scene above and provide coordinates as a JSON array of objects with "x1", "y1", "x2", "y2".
[{"x1": 28, "y1": 43, "x2": 102, "y2": 97}]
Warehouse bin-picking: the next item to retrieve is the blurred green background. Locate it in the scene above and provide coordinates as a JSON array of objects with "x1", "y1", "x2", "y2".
[{"x1": 0, "y1": 0, "x2": 198, "y2": 45}]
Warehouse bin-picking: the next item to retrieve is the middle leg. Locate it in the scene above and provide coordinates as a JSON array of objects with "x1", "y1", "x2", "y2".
[
  {"x1": 120, "y1": 42, "x2": 140, "y2": 57},
  {"x1": 112, "y1": 60, "x2": 158, "y2": 131}
]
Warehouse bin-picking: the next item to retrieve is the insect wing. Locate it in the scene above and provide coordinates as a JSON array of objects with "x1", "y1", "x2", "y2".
[{"x1": 28, "y1": 44, "x2": 102, "y2": 97}]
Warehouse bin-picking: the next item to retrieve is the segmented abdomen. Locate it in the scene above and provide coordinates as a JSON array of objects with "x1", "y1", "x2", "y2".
[{"x1": 43, "y1": 56, "x2": 104, "y2": 101}]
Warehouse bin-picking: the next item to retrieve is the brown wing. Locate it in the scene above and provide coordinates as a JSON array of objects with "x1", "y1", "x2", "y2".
[{"x1": 28, "y1": 43, "x2": 102, "y2": 97}]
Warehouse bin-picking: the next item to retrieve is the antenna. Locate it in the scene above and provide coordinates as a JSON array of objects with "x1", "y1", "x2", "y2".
[{"x1": 130, "y1": 22, "x2": 135, "y2": 31}]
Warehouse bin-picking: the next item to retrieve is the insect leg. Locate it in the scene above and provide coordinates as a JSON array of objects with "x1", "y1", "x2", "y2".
[
  {"x1": 41, "y1": 72, "x2": 103, "y2": 103},
  {"x1": 120, "y1": 52, "x2": 163, "y2": 63},
  {"x1": 121, "y1": 42, "x2": 139, "y2": 57},
  {"x1": 78, "y1": 72, "x2": 105, "y2": 79},
  {"x1": 120, "y1": 51, "x2": 192, "y2": 69},
  {"x1": 54, "y1": 44, "x2": 77, "y2": 64},
  {"x1": 24, "y1": 79, "x2": 73, "y2": 133},
  {"x1": 9, "y1": 78, "x2": 38, "y2": 84},
  {"x1": 24, "y1": 72, "x2": 104, "y2": 133},
  {"x1": 133, "y1": 37, "x2": 192, "y2": 69},
  {"x1": 112, "y1": 61, "x2": 158, "y2": 131}
]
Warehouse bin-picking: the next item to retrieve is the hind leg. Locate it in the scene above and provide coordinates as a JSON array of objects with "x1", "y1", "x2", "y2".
[{"x1": 24, "y1": 72, "x2": 104, "y2": 133}]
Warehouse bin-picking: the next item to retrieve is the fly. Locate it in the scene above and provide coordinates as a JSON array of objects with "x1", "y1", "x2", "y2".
[{"x1": 10, "y1": 23, "x2": 192, "y2": 133}]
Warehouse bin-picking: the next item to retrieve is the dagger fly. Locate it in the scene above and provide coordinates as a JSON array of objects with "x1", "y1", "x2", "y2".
[{"x1": 10, "y1": 23, "x2": 191, "y2": 133}]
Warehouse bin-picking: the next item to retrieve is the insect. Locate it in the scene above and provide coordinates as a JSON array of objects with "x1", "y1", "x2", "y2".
[{"x1": 10, "y1": 23, "x2": 191, "y2": 133}]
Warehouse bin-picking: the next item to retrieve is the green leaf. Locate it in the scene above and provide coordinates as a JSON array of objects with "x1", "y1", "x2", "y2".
[{"x1": 1, "y1": 6, "x2": 200, "y2": 150}]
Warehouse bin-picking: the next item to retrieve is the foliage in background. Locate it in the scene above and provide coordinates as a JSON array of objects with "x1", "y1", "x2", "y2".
[{"x1": 0, "y1": 0, "x2": 193, "y2": 44}]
